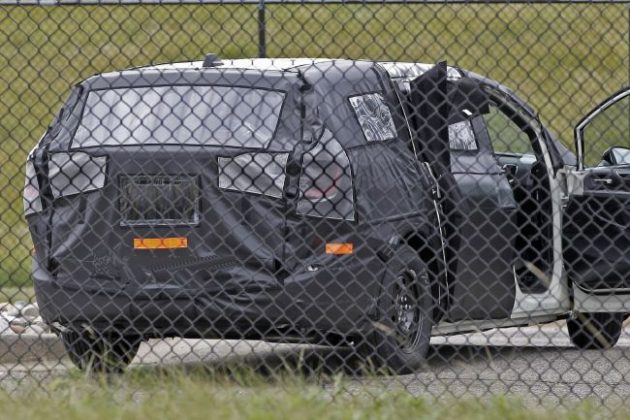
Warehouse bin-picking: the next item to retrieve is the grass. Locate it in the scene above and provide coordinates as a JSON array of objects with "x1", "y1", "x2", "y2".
[
  {"x1": 0, "y1": 367, "x2": 615, "y2": 419},
  {"x1": 0, "y1": 3, "x2": 628, "y2": 290},
  {"x1": 0, "y1": 286, "x2": 35, "y2": 304}
]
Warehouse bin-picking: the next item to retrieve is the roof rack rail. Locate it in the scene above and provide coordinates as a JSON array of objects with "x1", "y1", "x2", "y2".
[{"x1": 202, "y1": 53, "x2": 223, "y2": 68}]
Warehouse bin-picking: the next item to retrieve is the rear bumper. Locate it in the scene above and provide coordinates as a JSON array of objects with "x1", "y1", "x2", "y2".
[
  {"x1": 34, "y1": 277, "x2": 289, "y2": 339},
  {"x1": 33, "y1": 263, "x2": 378, "y2": 339}
]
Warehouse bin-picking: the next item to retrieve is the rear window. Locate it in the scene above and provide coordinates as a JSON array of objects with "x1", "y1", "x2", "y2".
[{"x1": 73, "y1": 85, "x2": 285, "y2": 149}]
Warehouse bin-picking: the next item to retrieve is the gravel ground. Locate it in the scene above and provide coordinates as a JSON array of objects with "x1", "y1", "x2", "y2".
[{"x1": 2, "y1": 321, "x2": 630, "y2": 409}]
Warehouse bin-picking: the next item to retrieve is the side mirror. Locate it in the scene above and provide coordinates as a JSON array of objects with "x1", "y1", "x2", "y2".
[{"x1": 601, "y1": 146, "x2": 630, "y2": 166}]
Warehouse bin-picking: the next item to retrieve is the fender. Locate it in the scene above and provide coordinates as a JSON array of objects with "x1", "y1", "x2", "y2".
[{"x1": 374, "y1": 228, "x2": 448, "y2": 323}]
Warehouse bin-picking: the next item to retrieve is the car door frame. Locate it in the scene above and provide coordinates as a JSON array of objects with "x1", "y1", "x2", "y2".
[
  {"x1": 381, "y1": 63, "x2": 571, "y2": 333},
  {"x1": 469, "y1": 85, "x2": 572, "y2": 322},
  {"x1": 406, "y1": 65, "x2": 524, "y2": 322},
  {"x1": 433, "y1": 85, "x2": 573, "y2": 335},
  {"x1": 568, "y1": 87, "x2": 630, "y2": 313}
]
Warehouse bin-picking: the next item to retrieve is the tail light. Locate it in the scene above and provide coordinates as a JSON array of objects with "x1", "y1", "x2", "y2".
[
  {"x1": 303, "y1": 162, "x2": 343, "y2": 200},
  {"x1": 25, "y1": 152, "x2": 107, "y2": 216},
  {"x1": 23, "y1": 159, "x2": 43, "y2": 216},
  {"x1": 48, "y1": 152, "x2": 108, "y2": 199},
  {"x1": 218, "y1": 152, "x2": 288, "y2": 199},
  {"x1": 296, "y1": 131, "x2": 355, "y2": 221}
]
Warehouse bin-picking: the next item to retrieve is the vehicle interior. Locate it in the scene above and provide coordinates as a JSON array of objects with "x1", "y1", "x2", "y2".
[{"x1": 482, "y1": 89, "x2": 554, "y2": 294}]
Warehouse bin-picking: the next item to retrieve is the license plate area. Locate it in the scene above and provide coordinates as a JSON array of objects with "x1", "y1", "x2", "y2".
[{"x1": 119, "y1": 175, "x2": 200, "y2": 226}]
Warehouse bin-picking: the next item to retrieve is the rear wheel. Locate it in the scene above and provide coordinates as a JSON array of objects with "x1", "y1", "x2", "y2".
[
  {"x1": 360, "y1": 246, "x2": 434, "y2": 374},
  {"x1": 567, "y1": 312, "x2": 624, "y2": 350},
  {"x1": 62, "y1": 330, "x2": 141, "y2": 373}
]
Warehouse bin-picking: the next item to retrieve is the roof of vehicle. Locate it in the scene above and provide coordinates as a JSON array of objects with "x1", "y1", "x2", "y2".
[
  {"x1": 93, "y1": 57, "x2": 464, "y2": 81},
  {"x1": 87, "y1": 58, "x2": 520, "y2": 110},
  {"x1": 78, "y1": 57, "x2": 576, "y2": 163},
  {"x1": 81, "y1": 58, "x2": 379, "y2": 90},
  {"x1": 148, "y1": 58, "x2": 333, "y2": 71},
  {"x1": 145, "y1": 58, "x2": 466, "y2": 80}
]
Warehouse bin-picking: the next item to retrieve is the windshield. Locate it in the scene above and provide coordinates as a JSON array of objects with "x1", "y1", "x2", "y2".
[{"x1": 72, "y1": 85, "x2": 285, "y2": 149}]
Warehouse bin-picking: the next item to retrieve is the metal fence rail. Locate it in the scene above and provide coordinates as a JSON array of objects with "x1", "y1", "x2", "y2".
[{"x1": 5, "y1": 0, "x2": 630, "y2": 4}]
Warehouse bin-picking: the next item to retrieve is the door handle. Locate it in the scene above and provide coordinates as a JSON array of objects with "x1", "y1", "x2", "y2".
[
  {"x1": 502, "y1": 164, "x2": 517, "y2": 175},
  {"x1": 591, "y1": 178, "x2": 614, "y2": 185},
  {"x1": 502, "y1": 164, "x2": 518, "y2": 184}
]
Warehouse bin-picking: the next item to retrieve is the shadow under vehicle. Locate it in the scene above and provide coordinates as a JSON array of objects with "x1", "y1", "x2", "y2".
[{"x1": 23, "y1": 56, "x2": 630, "y2": 373}]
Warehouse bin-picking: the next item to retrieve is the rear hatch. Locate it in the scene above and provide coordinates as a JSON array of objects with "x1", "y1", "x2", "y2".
[{"x1": 28, "y1": 69, "x2": 300, "y2": 296}]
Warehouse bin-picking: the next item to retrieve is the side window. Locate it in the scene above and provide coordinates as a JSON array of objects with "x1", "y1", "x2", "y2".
[
  {"x1": 581, "y1": 93, "x2": 630, "y2": 167},
  {"x1": 348, "y1": 93, "x2": 397, "y2": 142},
  {"x1": 483, "y1": 105, "x2": 534, "y2": 156},
  {"x1": 449, "y1": 120, "x2": 478, "y2": 151}
]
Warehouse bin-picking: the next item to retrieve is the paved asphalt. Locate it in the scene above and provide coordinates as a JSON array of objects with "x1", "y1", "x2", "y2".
[{"x1": 2, "y1": 321, "x2": 630, "y2": 409}]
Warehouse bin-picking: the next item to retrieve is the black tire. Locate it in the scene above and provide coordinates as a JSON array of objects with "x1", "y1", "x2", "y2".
[
  {"x1": 567, "y1": 312, "x2": 625, "y2": 350},
  {"x1": 61, "y1": 330, "x2": 141, "y2": 373},
  {"x1": 359, "y1": 245, "x2": 434, "y2": 374}
]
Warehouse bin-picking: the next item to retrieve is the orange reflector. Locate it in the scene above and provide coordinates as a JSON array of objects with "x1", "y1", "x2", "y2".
[
  {"x1": 325, "y1": 243, "x2": 353, "y2": 255},
  {"x1": 133, "y1": 237, "x2": 188, "y2": 250}
]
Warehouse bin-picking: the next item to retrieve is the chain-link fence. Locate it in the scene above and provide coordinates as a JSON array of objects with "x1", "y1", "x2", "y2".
[{"x1": 1, "y1": 0, "x2": 630, "y2": 409}]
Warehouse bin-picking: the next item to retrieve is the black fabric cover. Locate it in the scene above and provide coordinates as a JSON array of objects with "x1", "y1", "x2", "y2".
[{"x1": 28, "y1": 60, "x2": 436, "y2": 335}]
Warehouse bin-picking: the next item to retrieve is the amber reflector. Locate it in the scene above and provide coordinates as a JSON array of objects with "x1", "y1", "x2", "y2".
[
  {"x1": 133, "y1": 237, "x2": 188, "y2": 250},
  {"x1": 325, "y1": 243, "x2": 353, "y2": 255}
]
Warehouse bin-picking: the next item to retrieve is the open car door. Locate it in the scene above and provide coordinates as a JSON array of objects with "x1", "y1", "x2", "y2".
[
  {"x1": 564, "y1": 87, "x2": 630, "y2": 312},
  {"x1": 407, "y1": 63, "x2": 518, "y2": 321}
]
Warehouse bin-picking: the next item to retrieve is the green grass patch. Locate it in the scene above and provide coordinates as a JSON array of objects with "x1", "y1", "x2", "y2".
[
  {"x1": 0, "y1": 3, "x2": 628, "y2": 287},
  {"x1": 1, "y1": 368, "x2": 612, "y2": 420},
  {"x1": 0, "y1": 285, "x2": 35, "y2": 304}
]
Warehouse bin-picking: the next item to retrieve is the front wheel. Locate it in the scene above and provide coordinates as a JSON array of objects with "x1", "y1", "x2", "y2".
[
  {"x1": 61, "y1": 330, "x2": 141, "y2": 373},
  {"x1": 567, "y1": 312, "x2": 625, "y2": 350},
  {"x1": 359, "y1": 246, "x2": 434, "y2": 374}
]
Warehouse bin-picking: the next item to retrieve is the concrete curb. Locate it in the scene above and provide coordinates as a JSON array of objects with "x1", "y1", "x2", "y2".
[{"x1": 0, "y1": 333, "x2": 65, "y2": 364}]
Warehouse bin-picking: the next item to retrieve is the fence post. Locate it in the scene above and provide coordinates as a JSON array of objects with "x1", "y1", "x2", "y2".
[{"x1": 258, "y1": 0, "x2": 266, "y2": 58}]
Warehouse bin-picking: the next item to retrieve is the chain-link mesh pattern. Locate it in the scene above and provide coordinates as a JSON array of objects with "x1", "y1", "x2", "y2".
[{"x1": 1, "y1": 0, "x2": 630, "y2": 409}]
